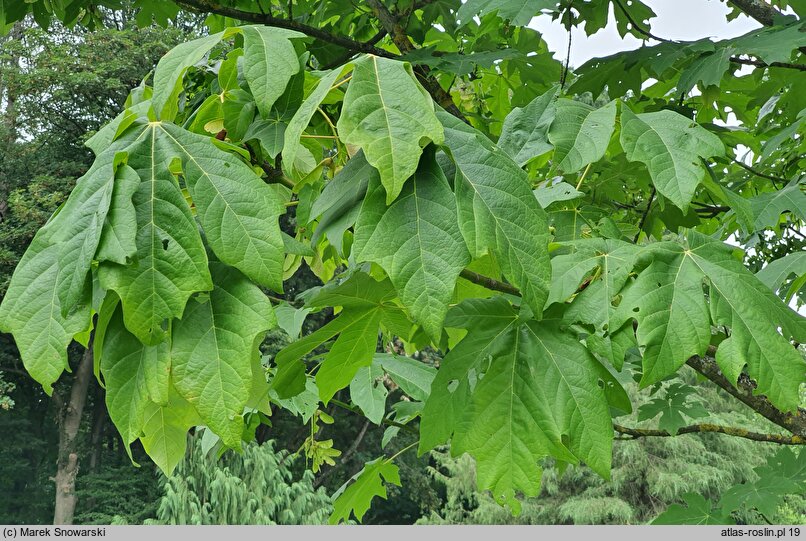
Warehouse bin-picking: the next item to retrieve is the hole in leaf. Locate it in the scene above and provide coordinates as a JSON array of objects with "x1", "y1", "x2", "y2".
[
  {"x1": 632, "y1": 307, "x2": 640, "y2": 313},
  {"x1": 447, "y1": 380, "x2": 459, "y2": 393},
  {"x1": 162, "y1": 239, "x2": 170, "y2": 250}
]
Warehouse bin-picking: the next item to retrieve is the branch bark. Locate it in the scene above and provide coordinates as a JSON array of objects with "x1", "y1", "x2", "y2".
[
  {"x1": 614, "y1": 423, "x2": 805, "y2": 445},
  {"x1": 726, "y1": 0, "x2": 783, "y2": 26},
  {"x1": 172, "y1": 0, "x2": 394, "y2": 58},
  {"x1": 686, "y1": 353, "x2": 806, "y2": 437},
  {"x1": 459, "y1": 269, "x2": 521, "y2": 296}
]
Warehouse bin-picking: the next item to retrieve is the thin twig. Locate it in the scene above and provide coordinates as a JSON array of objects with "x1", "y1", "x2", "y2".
[
  {"x1": 633, "y1": 187, "x2": 656, "y2": 243},
  {"x1": 459, "y1": 269, "x2": 521, "y2": 297}
]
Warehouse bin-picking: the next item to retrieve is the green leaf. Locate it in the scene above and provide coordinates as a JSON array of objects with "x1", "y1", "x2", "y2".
[
  {"x1": 677, "y1": 48, "x2": 733, "y2": 93},
  {"x1": 439, "y1": 110, "x2": 552, "y2": 317},
  {"x1": 159, "y1": 122, "x2": 286, "y2": 292},
  {"x1": 638, "y1": 383, "x2": 708, "y2": 434},
  {"x1": 151, "y1": 32, "x2": 223, "y2": 120},
  {"x1": 616, "y1": 231, "x2": 806, "y2": 410},
  {"x1": 329, "y1": 458, "x2": 401, "y2": 524},
  {"x1": 749, "y1": 181, "x2": 806, "y2": 230},
  {"x1": 613, "y1": 240, "x2": 712, "y2": 386},
  {"x1": 337, "y1": 55, "x2": 444, "y2": 204},
  {"x1": 310, "y1": 151, "x2": 373, "y2": 254},
  {"x1": 140, "y1": 389, "x2": 201, "y2": 476},
  {"x1": 620, "y1": 107, "x2": 724, "y2": 211},
  {"x1": 99, "y1": 304, "x2": 170, "y2": 455},
  {"x1": 653, "y1": 493, "x2": 734, "y2": 525},
  {"x1": 533, "y1": 180, "x2": 584, "y2": 208},
  {"x1": 272, "y1": 273, "x2": 399, "y2": 402},
  {"x1": 274, "y1": 304, "x2": 312, "y2": 339},
  {"x1": 719, "y1": 476, "x2": 801, "y2": 518},
  {"x1": 282, "y1": 68, "x2": 344, "y2": 179},
  {"x1": 98, "y1": 124, "x2": 212, "y2": 345},
  {"x1": 498, "y1": 85, "x2": 558, "y2": 166},
  {"x1": 243, "y1": 116, "x2": 286, "y2": 159},
  {"x1": 456, "y1": 0, "x2": 556, "y2": 25},
  {"x1": 316, "y1": 308, "x2": 383, "y2": 404},
  {"x1": 354, "y1": 149, "x2": 470, "y2": 340},
  {"x1": 757, "y1": 252, "x2": 806, "y2": 293},
  {"x1": 171, "y1": 263, "x2": 275, "y2": 449},
  {"x1": 548, "y1": 99, "x2": 617, "y2": 174},
  {"x1": 422, "y1": 298, "x2": 613, "y2": 512},
  {"x1": 240, "y1": 25, "x2": 303, "y2": 118},
  {"x1": 377, "y1": 353, "x2": 436, "y2": 402},
  {"x1": 0, "y1": 231, "x2": 91, "y2": 394},
  {"x1": 548, "y1": 238, "x2": 639, "y2": 331},
  {"x1": 350, "y1": 361, "x2": 388, "y2": 424},
  {"x1": 96, "y1": 163, "x2": 141, "y2": 265},
  {"x1": 51, "y1": 155, "x2": 123, "y2": 311},
  {"x1": 730, "y1": 22, "x2": 806, "y2": 65}
]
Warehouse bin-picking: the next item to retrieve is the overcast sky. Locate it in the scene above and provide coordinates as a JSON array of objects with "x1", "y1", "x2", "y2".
[{"x1": 529, "y1": 0, "x2": 761, "y2": 66}]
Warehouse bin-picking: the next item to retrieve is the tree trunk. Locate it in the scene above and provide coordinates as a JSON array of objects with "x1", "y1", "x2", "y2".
[
  {"x1": 88, "y1": 386, "x2": 106, "y2": 473},
  {"x1": 53, "y1": 345, "x2": 94, "y2": 525}
]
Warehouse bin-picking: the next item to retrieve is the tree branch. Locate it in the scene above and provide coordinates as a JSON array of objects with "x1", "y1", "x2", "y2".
[
  {"x1": 459, "y1": 269, "x2": 522, "y2": 296},
  {"x1": 726, "y1": 0, "x2": 783, "y2": 27},
  {"x1": 730, "y1": 156, "x2": 789, "y2": 186},
  {"x1": 686, "y1": 352, "x2": 806, "y2": 437},
  {"x1": 730, "y1": 56, "x2": 806, "y2": 71},
  {"x1": 321, "y1": 29, "x2": 388, "y2": 70},
  {"x1": 172, "y1": 0, "x2": 394, "y2": 58},
  {"x1": 614, "y1": 423, "x2": 805, "y2": 445},
  {"x1": 634, "y1": 187, "x2": 656, "y2": 243}
]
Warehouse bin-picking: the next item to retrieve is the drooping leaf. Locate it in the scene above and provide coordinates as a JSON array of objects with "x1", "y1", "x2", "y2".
[
  {"x1": 749, "y1": 181, "x2": 806, "y2": 230},
  {"x1": 547, "y1": 238, "x2": 639, "y2": 331},
  {"x1": 159, "y1": 122, "x2": 286, "y2": 291},
  {"x1": 353, "y1": 149, "x2": 470, "y2": 340},
  {"x1": 151, "y1": 32, "x2": 224, "y2": 120},
  {"x1": 0, "y1": 231, "x2": 91, "y2": 394},
  {"x1": 533, "y1": 180, "x2": 584, "y2": 208},
  {"x1": 139, "y1": 389, "x2": 201, "y2": 476},
  {"x1": 272, "y1": 273, "x2": 401, "y2": 403},
  {"x1": 282, "y1": 68, "x2": 344, "y2": 179},
  {"x1": 274, "y1": 304, "x2": 312, "y2": 339},
  {"x1": 549, "y1": 99, "x2": 617, "y2": 174},
  {"x1": 422, "y1": 298, "x2": 613, "y2": 513},
  {"x1": 96, "y1": 163, "x2": 141, "y2": 264},
  {"x1": 757, "y1": 252, "x2": 806, "y2": 291},
  {"x1": 98, "y1": 124, "x2": 212, "y2": 345},
  {"x1": 497, "y1": 85, "x2": 559, "y2": 166},
  {"x1": 620, "y1": 106, "x2": 724, "y2": 211},
  {"x1": 171, "y1": 263, "x2": 276, "y2": 448},
  {"x1": 52, "y1": 155, "x2": 124, "y2": 311},
  {"x1": 310, "y1": 150, "x2": 373, "y2": 254},
  {"x1": 439, "y1": 111, "x2": 552, "y2": 317},
  {"x1": 377, "y1": 353, "x2": 436, "y2": 402},
  {"x1": 329, "y1": 458, "x2": 401, "y2": 524},
  {"x1": 337, "y1": 55, "x2": 444, "y2": 204},
  {"x1": 240, "y1": 25, "x2": 303, "y2": 117},
  {"x1": 350, "y1": 361, "x2": 388, "y2": 424},
  {"x1": 99, "y1": 305, "x2": 170, "y2": 455},
  {"x1": 613, "y1": 240, "x2": 712, "y2": 386}
]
